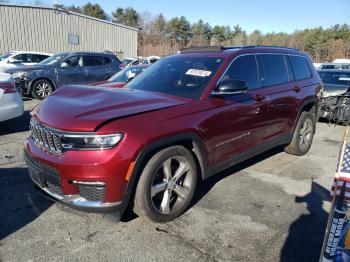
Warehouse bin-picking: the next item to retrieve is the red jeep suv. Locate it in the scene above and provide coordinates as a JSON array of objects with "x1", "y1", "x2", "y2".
[{"x1": 24, "y1": 46, "x2": 322, "y2": 222}]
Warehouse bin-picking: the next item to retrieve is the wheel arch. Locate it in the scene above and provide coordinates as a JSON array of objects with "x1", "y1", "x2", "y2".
[
  {"x1": 124, "y1": 133, "x2": 208, "y2": 198},
  {"x1": 292, "y1": 97, "x2": 318, "y2": 134},
  {"x1": 29, "y1": 77, "x2": 57, "y2": 93}
]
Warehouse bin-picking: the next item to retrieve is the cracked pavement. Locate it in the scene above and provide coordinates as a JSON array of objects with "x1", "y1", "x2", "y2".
[{"x1": 0, "y1": 99, "x2": 345, "y2": 261}]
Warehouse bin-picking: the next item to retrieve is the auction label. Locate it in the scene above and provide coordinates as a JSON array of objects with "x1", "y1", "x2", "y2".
[{"x1": 186, "y1": 69, "x2": 212, "y2": 77}]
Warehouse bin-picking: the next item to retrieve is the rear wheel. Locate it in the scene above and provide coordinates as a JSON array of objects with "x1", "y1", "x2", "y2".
[
  {"x1": 133, "y1": 146, "x2": 197, "y2": 223},
  {"x1": 31, "y1": 79, "x2": 53, "y2": 100},
  {"x1": 284, "y1": 111, "x2": 315, "y2": 156}
]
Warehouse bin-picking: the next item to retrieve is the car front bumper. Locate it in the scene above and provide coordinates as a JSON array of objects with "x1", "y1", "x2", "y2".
[{"x1": 23, "y1": 137, "x2": 135, "y2": 214}]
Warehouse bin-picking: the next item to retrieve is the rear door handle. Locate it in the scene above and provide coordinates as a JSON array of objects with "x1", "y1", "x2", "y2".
[
  {"x1": 254, "y1": 94, "x2": 265, "y2": 102},
  {"x1": 293, "y1": 86, "x2": 301, "y2": 92}
]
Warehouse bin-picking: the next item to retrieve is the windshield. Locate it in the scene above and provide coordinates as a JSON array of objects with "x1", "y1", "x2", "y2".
[
  {"x1": 319, "y1": 71, "x2": 350, "y2": 86},
  {"x1": 127, "y1": 55, "x2": 225, "y2": 99},
  {"x1": 0, "y1": 52, "x2": 14, "y2": 61},
  {"x1": 109, "y1": 66, "x2": 147, "y2": 82},
  {"x1": 38, "y1": 53, "x2": 69, "y2": 66}
]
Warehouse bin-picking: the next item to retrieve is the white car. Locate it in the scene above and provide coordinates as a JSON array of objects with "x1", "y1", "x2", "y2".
[
  {"x1": 0, "y1": 73, "x2": 24, "y2": 122},
  {"x1": 0, "y1": 51, "x2": 52, "y2": 71}
]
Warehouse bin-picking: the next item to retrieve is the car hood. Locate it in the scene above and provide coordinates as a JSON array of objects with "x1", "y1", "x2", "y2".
[
  {"x1": 323, "y1": 83, "x2": 350, "y2": 97},
  {"x1": 33, "y1": 85, "x2": 190, "y2": 132},
  {"x1": 90, "y1": 81, "x2": 127, "y2": 88},
  {"x1": 3, "y1": 65, "x2": 49, "y2": 74}
]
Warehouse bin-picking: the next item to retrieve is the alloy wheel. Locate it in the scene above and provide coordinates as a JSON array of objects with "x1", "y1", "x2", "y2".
[
  {"x1": 299, "y1": 118, "x2": 313, "y2": 150},
  {"x1": 35, "y1": 82, "x2": 52, "y2": 98},
  {"x1": 150, "y1": 156, "x2": 193, "y2": 215}
]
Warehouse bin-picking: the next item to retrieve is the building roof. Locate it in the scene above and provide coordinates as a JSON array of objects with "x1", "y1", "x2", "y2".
[{"x1": 0, "y1": 3, "x2": 139, "y2": 32}]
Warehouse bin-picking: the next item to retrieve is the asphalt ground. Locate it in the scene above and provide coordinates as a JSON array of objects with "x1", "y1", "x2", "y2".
[{"x1": 0, "y1": 98, "x2": 345, "y2": 261}]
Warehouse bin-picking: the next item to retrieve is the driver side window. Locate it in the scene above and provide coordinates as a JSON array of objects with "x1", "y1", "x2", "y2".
[
  {"x1": 60, "y1": 56, "x2": 83, "y2": 68},
  {"x1": 222, "y1": 55, "x2": 260, "y2": 90}
]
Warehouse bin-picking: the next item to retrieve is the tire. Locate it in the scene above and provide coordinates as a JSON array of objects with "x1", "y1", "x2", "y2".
[
  {"x1": 284, "y1": 111, "x2": 315, "y2": 156},
  {"x1": 31, "y1": 79, "x2": 54, "y2": 100},
  {"x1": 133, "y1": 146, "x2": 198, "y2": 223}
]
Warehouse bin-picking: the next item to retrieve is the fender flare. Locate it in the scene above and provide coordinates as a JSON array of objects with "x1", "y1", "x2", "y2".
[{"x1": 124, "y1": 133, "x2": 208, "y2": 197}]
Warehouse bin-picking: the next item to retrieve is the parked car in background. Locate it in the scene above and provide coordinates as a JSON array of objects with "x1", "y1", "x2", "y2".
[
  {"x1": 318, "y1": 69, "x2": 350, "y2": 119},
  {"x1": 121, "y1": 57, "x2": 140, "y2": 68},
  {"x1": 319, "y1": 63, "x2": 350, "y2": 70},
  {"x1": 92, "y1": 64, "x2": 150, "y2": 88},
  {"x1": 121, "y1": 56, "x2": 160, "y2": 69},
  {"x1": 0, "y1": 51, "x2": 52, "y2": 71},
  {"x1": 4, "y1": 52, "x2": 121, "y2": 99},
  {"x1": 142, "y1": 55, "x2": 160, "y2": 64},
  {"x1": 0, "y1": 73, "x2": 24, "y2": 122},
  {"x1": 24, "y1": 45, "x2": 321, "y2": 222}
]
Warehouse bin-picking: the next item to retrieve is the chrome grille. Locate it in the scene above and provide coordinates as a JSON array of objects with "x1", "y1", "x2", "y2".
[{"x1": 29, "y1": 119, "x2": 63, "y2": 154}]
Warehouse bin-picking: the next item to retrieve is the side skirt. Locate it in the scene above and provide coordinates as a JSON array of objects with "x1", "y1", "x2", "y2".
[{"x1": 204, "y1": 134, "x2": 292, "y2": 179}]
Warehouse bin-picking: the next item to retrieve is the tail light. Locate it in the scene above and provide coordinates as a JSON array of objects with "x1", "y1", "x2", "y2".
[{"x1": 0, "y1": 82, "x2": 17, "y2": 94}]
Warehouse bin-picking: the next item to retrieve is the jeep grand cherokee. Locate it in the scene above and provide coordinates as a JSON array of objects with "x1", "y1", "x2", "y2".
[{"x1": 24, "y1": 46, "x2": 322, "y2": 222}]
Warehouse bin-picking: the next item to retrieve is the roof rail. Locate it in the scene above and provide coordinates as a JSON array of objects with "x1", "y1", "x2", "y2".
[
  {"x1": 179, "y1": 46, "x2": 225, "y2": 53},
  {"x1": 179, "y1": 45, "x2": 299, "y2": 54},
  {"x1": 241, "y1": 45, "x2": 299, "y2": 51}
]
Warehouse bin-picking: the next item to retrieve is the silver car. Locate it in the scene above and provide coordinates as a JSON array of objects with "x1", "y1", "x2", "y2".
[{"x1": 0, "y1": 73, "x2": 24, "y2": 122}]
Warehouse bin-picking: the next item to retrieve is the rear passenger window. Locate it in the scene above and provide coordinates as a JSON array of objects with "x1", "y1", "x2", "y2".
[
  {"x1": 32, "y1": 54, "x2": 49, "y2": 62},
  {"x1": 222, "y1": 55, "x2": 260, "y2": 90},
  {"x1": 103, "y1": 57, "x2": 112, "y2": 65},
  {"x1": 289, "y1": 56, "x2": 312, "y2": 80},
  {"x1": 260, "y1": 54, "x2": 288, "y2": 86},
  {"x1": 84, "y1": 56, "x2": 104, "y2": 67}
]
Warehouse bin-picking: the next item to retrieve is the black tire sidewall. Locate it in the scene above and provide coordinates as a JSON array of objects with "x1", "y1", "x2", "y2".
[
  {"x1": 294, "y1": 111, "x2": 315, "y2": 155},
  {"x1": 31, "y1": 79, "x2": 53, "y2": 100},
  {"x1": 137, "y1": 146, "x2": 197, "y2": 222}
]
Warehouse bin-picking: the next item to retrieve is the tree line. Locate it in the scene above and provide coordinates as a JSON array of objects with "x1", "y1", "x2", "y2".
[{"x1": 3, "y1": 1, "x2": 350, "y2": 62}]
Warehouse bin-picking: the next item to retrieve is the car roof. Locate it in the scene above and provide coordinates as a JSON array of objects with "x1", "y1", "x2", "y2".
[{"x1": 11, "y1": 51, "x2": 52, "y2": 55}]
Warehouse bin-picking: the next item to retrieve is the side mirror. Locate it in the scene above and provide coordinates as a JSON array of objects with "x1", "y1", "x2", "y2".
[{"x1": 212, "y1": 79, "x2": 248, "y2": 96}]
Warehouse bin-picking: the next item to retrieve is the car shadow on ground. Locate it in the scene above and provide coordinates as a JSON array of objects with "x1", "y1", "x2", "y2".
[
  {"x1": 280, "y1": 181, "x2": 330, "y2": 262},
  {"x1": 0, "y1": 167, "x2": 52, "y2": 240},
  {"x1": 0, "y1": 110, "x2": 31, "y2": 135},
  {"x1": 190, "y1": 146, "x2": 286, "y2": 208}
]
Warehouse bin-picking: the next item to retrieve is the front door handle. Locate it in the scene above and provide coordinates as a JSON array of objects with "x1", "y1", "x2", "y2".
[{"x1": 254, "y1": 94, "x2": 265, "y2": 102}]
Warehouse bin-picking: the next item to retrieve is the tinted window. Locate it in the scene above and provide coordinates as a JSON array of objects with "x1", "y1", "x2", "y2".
[
  {"x1": 221, "y1": 55, "x2": 260, "y2": 90},
  {"x1": 127, "y1": 56, "x2": 224, "y2": 99},
  {"x1": 318, "y1": 71, "x2": 350, "y2": 86},
  {"x1": 12, "y1": 54, "x2": 29, "y2": 63},
  {"x1": 84, "y1": 56, "x2": 103, "y2": 67},
  {"x1": 259, "y1": 54, "x2": 288, "y2": 86},
  {"x1": 32, "y1": 54, "x2": 49, "y2": 63},
  {"x1": 103, "y1": 57, "x2": 112, "y2": 65},
  {"x1": 289, "y1": 56, "x2": 312, "y2": 80},
  {"x1": 60, "y1": 56, "x2": 83, "y2": 68}
]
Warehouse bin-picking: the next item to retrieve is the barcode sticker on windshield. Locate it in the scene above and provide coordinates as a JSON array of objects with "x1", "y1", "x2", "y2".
[
  {"x1": 186, "y1": 69, "x2": 212, "y2": 77},
  {"x1": 339, "y1": 77, "x2": 350, "y2": 81}
]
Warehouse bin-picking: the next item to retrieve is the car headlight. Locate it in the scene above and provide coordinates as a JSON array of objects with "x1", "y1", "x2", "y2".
[
  {"x1": 61, "y1": 133, "x2": 123, "y2": 150},
  {"x1": 12, "y1": 72, "x2": 27, "y2": 79}
]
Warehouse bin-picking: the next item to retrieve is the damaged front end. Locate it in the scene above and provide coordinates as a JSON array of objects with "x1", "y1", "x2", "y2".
[{"x1": 320, "y1": 84, "x2": 350, "y2": 124}]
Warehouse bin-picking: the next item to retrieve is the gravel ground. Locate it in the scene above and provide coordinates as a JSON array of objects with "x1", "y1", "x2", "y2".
[{"x1": 0, "y1": 99, "x2": 345, "y2": 262}]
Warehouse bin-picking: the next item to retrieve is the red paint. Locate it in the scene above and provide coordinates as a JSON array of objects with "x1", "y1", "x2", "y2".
[{"x1": 25, "y1": 47, "x2": 322, "y2": 206}]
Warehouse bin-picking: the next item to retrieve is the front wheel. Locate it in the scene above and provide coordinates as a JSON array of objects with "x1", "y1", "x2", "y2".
[
  {"x1": 284, "y1": 111, "x2": 315, "y2": 156},
  {"x1": 31, "y1": 79, "x2": 54, "y2": 100},
  {"x1": 133, "y1": 146, "x2": 198, "y2": 223}
]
